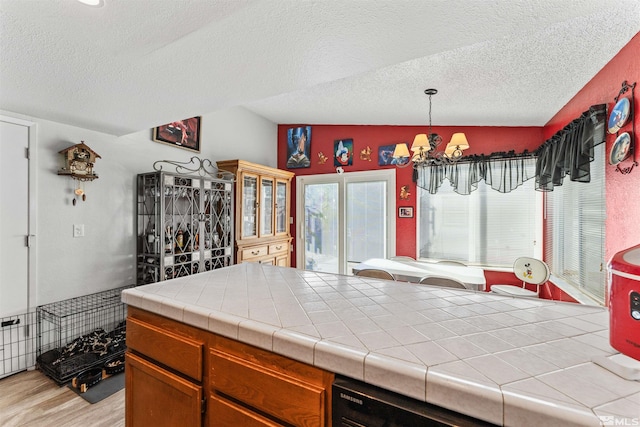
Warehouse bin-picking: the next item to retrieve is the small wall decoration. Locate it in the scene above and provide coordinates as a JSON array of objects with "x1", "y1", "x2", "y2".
[
  {"x1": 317, "y1": 151, "x2": 328, "y2": 164},
  {"x1": 58, "y1": 142, "x2": 100, "y2": 178},
  {"x1": 153, "y1": 116, "x2": 201, "y2": 153},
  {"x1": 57, "y1": 141, "x2": 101, "y2": 205},
  {"x1": 608, "y1": 96, "x2": 631, "y2": 134},
  {"x1": 400, "y1": 185, "x2": 411, "y2": 200},
  {"x1": 360, "y1": 146, "x2": 372, "y2": 161},
  {"x1": 398, "y1": 206, "x2": 413, "y2": 218},
  {"x1": 286, "y1": 126, "x2": 311, "y2": 168},
  {"x1": 610, "y1": 132, "x2": 632, "y2": 165},
  {"x1": 608, "y1": 80, "x2": 636, "y2": 175},
  {"x1": 334, "y1": 139, "x2": 353, "y2": 167}
]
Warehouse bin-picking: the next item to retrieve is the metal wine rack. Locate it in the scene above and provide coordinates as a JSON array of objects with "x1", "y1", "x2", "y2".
[{"x1": 136, "y1": 158, "x2": 234, "y2": 284}]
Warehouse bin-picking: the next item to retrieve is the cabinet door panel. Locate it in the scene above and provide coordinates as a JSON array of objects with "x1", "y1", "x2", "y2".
[
  {"x1": 208, "y1": 394, "x2": 283, "y2": 427},
  {"x1": 241, "y1": 173, "x2": 259, "y2": 239},
  {"x1": 260, "y1": 177, "x2": 274, "y2": 237},
  {"x1": 126, "y1": 352, "x2": 202, "y2": 427},
  {"x1": 275, "y1": 179, "x2": 288, "y2": 235}
]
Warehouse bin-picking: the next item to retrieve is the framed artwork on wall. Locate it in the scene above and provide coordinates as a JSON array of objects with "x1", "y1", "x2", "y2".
[
  {"x1": 378, "y1": 143, "x2": 409, "y2": 166},
  {"x1": 378, "y1": 144, "x2": 396, "y2": 166},
  {"x1": 153, "y1": 117, "x2": 201, "y2": 152},
  {"x1": 286, "y1": 126, "x2": 312, "y2": 168},
  {"x1": 334, "y1": 139, "x2": 353, "y2": 166},
  {"x1": 398, "y1": 206, "x2": 413, "y2": 218}
]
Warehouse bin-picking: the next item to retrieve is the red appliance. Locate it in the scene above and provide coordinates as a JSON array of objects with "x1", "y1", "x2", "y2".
[{"x1": 608, "y1": 244, "x2": 640, "y2": 361}]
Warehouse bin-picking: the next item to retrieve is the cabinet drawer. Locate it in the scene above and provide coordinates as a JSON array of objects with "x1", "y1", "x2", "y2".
[
  {"x1": 127, "y1": 317, "x2": 203, "y2": 381},
  {"x1": 268, "y1": 242, "x2": 287, "y2": 254},
  {"x1": 209, "y1": 394, "x2": 283, "y2": 427},
  {"x1": 211, "y1": 349, "x2": 326, "y2": 426},
  {"x1": 241, "y1": 245, "x2": 268, "y2": 260}
]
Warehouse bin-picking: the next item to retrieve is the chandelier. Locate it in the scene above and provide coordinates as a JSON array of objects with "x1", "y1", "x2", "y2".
[{"x1": 393, "y1": 89, "x2": 469, "y2": 167}]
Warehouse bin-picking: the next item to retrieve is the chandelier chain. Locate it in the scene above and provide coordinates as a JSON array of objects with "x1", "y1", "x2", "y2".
[{"x1": 428, "y1": 92, "x2": 433, "y2": 139}]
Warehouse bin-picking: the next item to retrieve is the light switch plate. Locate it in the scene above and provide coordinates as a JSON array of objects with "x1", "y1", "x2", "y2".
[{"x1": 73, "y1": 224, "x2": 85, "y2": 237}]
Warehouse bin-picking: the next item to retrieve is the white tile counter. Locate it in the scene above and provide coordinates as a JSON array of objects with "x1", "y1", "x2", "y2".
[{"x1": 122, "y1": 263, "x2": 640, "y2": 426}]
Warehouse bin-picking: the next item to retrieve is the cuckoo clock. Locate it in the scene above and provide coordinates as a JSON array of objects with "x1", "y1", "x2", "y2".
[{"x1": 57, "y1": 141, "x2": 101, "y2": 205}]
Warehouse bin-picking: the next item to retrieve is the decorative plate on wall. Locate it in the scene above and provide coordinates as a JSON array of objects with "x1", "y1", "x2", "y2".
[
  {"x1": 609, "y1": 132, "x2": 632, "y2": 165},
  {"x1": 608, "y1": 96, "x2": 631, "y2": 134}
]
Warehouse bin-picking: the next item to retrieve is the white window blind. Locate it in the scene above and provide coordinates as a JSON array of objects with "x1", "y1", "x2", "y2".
[
  {"x1": 418, "y1": 158, "x2": 540, "y2": 267},
  {"x1": 544, "y1": 143, "x2": 606, "y2": 304}
]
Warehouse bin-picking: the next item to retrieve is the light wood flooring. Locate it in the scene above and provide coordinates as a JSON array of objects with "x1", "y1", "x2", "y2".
[{"x1": 0, "y1": 369, "x2": 124, "y2": 427}]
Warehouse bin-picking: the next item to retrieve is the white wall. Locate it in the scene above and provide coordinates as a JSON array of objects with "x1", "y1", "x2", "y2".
[{"x1": 1, "y1": 106, "x2": 276, "y2": 307}]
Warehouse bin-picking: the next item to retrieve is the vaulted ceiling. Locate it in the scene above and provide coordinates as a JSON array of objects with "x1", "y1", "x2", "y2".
[{"x1": 1, "y1": 0, "x2": 638, "y2": 136}]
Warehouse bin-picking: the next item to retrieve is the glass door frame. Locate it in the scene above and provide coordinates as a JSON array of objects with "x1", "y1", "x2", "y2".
[
  {"x1": 295, "y1": 169, "x2": 396, "y2": 275},
  {"x1": 259, "y1": 175, "x2": 275, "y2": 238}
]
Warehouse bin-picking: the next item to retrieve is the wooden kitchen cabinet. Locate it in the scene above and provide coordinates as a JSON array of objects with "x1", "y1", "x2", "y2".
[
  {"x1": 125, "y1": 307, "x2": 333, "y2": 427},
  {"x1": 125, "y1": 312, "x2": 207, "y2": 427},
  {"x1": 126, "y1": 352, "x2": 203, "y2": 427},
  {"x1": 216, "y1": 160, "x2": 294, "y2": 266},
  {"x1": 209, "y1": 335, "x2": 333, "y2": 427}
]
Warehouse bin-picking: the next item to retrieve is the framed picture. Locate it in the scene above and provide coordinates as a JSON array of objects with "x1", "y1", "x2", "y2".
[
  {"x1": 286, "y1": 126, "x2": 311, "y2": 168},
  {"x1": 378, "y1": 144, "x2": 396, "y2": 166},
  {"x1": 334, "y1": 139, "x2": 353, "y2": 167},
  {"x1": 378, "y1": 144, "x2": 409, "y2": 166},
  {"x1": 398, "y1": 206, "x2": 413, "y2": 218},
  {"x1": 153, "y1": 116, "x2": 201, "y2": 152}
]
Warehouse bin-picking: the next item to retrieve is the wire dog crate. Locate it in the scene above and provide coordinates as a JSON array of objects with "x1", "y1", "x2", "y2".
[
  {"x1": 0, "y1": 311, "x2": 37, "y2": 380},
  {"x1": 36, "y1": 285, "x2": 133, "y2": 384}
]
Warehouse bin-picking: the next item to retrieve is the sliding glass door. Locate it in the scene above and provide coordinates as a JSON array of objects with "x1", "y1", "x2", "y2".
[{"x1": 296, "y1": 170, "x2": 396, "y2": 274}]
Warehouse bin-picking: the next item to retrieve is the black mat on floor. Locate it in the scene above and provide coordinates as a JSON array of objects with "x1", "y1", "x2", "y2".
[{"x1": 67, "y1": 372, "x2": 124, "y2": 404}]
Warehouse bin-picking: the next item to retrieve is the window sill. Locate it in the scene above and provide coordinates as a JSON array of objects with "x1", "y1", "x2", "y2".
[
  {"x1": 478, "y1": 267, "x2": 604, "y2": 307},
  {"x1": 547, "y1": 275, "x2": 603, "y2": 306}
]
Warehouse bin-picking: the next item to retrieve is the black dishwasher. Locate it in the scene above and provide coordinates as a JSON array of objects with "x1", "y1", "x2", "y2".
[{"x1": 332, "y1": 376, "x2": 498, "y2": 427}]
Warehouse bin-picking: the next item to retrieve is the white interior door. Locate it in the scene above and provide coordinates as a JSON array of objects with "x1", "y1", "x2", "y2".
[
  {"x1": 296, "y1": 170, "x2": 396, "y2": 275},
  {"x1": 0, "y1": 118, "x2": 31, "y2": 317}
]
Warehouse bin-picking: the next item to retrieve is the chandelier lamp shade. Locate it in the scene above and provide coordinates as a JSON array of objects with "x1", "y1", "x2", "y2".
[{"x1": 394, "y1": 89, "x2": 470, "y2": 167}]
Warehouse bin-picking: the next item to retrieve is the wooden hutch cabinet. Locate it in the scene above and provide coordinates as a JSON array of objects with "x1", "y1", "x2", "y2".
[{"x1": 216, "y1": 160, "x2": 294, "y2": 266}]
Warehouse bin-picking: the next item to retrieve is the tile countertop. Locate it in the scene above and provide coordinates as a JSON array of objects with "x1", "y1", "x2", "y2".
[{"x1": 121, "y1": 263, "x2": 640, "y2": 427}]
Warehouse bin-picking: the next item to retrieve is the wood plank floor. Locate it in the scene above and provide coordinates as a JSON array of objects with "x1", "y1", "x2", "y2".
[{"x1": 0, "y1": 369, "x2": 124, "y2": 427}]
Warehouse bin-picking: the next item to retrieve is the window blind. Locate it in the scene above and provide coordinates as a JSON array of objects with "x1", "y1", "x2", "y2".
[
  {"x1": 418, "y1": 158, "x2": 539, "y2": 267},
  {"x1": 544, "y1": 143, "x2": 606, "y2": 304}
]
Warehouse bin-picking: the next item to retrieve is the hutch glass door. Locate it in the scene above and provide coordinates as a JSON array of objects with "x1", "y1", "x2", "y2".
[
  {"x1": 260, "y1": 177, "x2": 274, "y2": 237},
  {"x1": 241, "y1": 174, "x2": 258, "y2": 238},
  {"x1": 275, "y1": 180, "x2": 288, "y2": 235}
]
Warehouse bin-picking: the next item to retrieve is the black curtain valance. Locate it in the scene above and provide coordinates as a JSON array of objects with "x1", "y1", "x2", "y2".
[
  {"x1": 534, "y1": 104, "x2": 607, "y2": 191},
  {"x1": 413, "y1": 104, "x2": 607, "y2": 195},
  {"x1": 413, "y1": 152, "x2": 536, "y2": 195}
]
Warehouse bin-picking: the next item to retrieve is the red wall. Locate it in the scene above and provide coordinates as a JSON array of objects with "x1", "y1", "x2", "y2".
[
  {"x1": 544, "y1": 31, "x2": 640, "y2": 265},
  {"x1": 277, "y1": 125, "x2": 542, "y2": 266},
  {"x1": 541, "y1": 32, "x2": 640, "y2": 304}
]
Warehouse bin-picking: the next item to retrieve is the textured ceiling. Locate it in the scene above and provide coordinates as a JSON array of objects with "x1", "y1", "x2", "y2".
[{"x1": 1, "y1": 0, "x2": 639, "y2": 136}]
